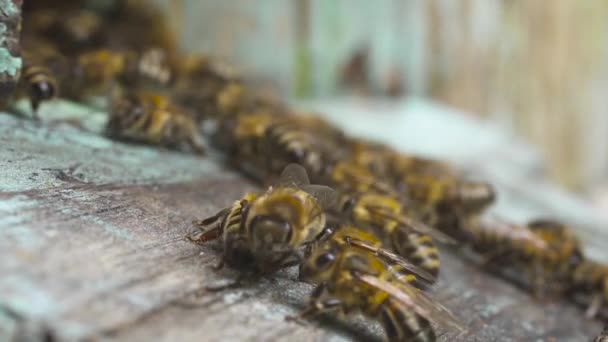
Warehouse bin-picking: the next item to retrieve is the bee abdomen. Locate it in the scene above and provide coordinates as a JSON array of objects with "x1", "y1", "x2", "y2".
[
  {"x1": 266, "y1": 123, "x2": 323, "y2": 175},
  {"x1": 397, "y1": 232, "x2": 441, "y2": 279},
  {"x1": 21, "y1": 64, "x2": 58, "y2": 111},
  {"x1": 380, "y1": 299, "x2": 436, "y2": 342}
]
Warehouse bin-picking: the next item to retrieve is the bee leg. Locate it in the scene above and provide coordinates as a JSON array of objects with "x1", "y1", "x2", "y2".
[
  {"x1": 188, "y1": 208, "x2": 230, "y2": 244},
  {"x1": 30, "y1": 101, "x2": 41, "y2": 121},
  {"x1": 585, "y1": 294, "x2": 603, "y2": 319},
  {"x1": 186, "y1": 226, "x2": 222, "y2": 245},
  {"x1": 286, "y1": 298, "x2": 343, "y2": 323},
  {"x1": 286, "y1": 284, "x2": 342, "y2": 323},
  {"x1": 193, "y1": 207, "x2": 230, "y2": 228}
]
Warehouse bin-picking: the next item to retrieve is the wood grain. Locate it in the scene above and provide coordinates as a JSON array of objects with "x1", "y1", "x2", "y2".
[{"x1": 0, "y1": 107, "x2": 604, "y2": 341}]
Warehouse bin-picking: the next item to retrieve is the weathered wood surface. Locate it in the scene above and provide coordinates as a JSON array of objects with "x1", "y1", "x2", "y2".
[
  {"x1": 0, "y1": 100, "x2": 606, "y2": 341},
  {"x1": 0, "y1": 0, "x2": 22, "y2": 105}
]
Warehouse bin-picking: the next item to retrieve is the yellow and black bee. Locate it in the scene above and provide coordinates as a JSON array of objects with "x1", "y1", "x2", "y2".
[
  {"x1": 106, "y1": 91, "x2": 205, "y2": 154},
  {"x1": 465, "y1": 217, "x2": 583, "y2": 296},
  {"x1": 296, "y1": 223, "x2": 464, "y2": 342},
  {"x1": 335, "y1": 191, "x2": 449, "y2": 281},
  {"x1": 190, "y1": 164, "x2": 336, "y2": 274}
]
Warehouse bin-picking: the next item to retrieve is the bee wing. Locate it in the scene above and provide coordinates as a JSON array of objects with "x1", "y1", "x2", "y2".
[
  {"x1": 300, "y1": 184, "x2": 338, "y2": 210},
  {"x1": 278, "y1": 163, "x2": 310, "y2": 187},
  {"x1": 366, "y1": 205, "x2": 457, "y2": 244},
  {"x1": 347, "y1": 237, "x2": 436, "y2": 285},
  {"x1": 355, "y1": 273, "x2": 465, "y2": 333}
]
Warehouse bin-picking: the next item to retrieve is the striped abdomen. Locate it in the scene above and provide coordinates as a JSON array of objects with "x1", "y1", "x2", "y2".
[
  {"x1": 392, "y1": 230, "x2": 441, "y2": 282},
  {"x1": 379, "y1": 297, "x2": 436, "y2": 342},
  {"x1": 265, "y1": 122, "x2": 324, "y2": 177},
  {"x1": 20, "y1": 64, "x2": 58, "y2": 112}
]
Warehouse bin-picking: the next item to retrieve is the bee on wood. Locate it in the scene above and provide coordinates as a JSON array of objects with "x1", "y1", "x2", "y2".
[
  {"x1": 43, "y1": 9, "x2": 105, "y2": 55},
  {"x1": 570, "y1": 258, "x2": 608, "y2": 319},
  {"x1": 322, "y1": 224, "x2": 438, "y2": 287},
  {"x1": 16, "y1": 63, "x2": 58, "y2": 118},
  {"x1": 14, "y1": 40, "x2": 68, "y2": 118},
  {"x1": 106, "y1": 91, "x2": 205, "y2": 154},
  {"x1": 104, "y1": 0, "x2": 179, "y2": 56},
  {"x1": 389, "y1": 154, "x2": 455, "y2": 180},
  {"x1": 324, "y1": 160, "x2": 395, "y2": 195},
  {"x1": 189, "y1": 164, "x2": 336, "y2": 274},
  {"x1": 170, "y1": 54, "x2": 248, "y2": 119},
  {"x1": 347, "y1": 140, "x2": 395, "y2": 177},
  {"x1": 212, "y1": 111, "x2": 283, "y2": 179},
  {"x1": 259, "y1": 118, "x2": 329, "y2": 178},
  {"x1": 464, "y1": 217, "x2": 583, "y2": 296},
  {"x1": 64, "y1": 49, "x2": 132, "y2": 100},
  {"x1": 22, "y1": 8, "x2": 103, "y2": 51},
  {"x1": 398, "y1": 173, "x2": 496, "y2": 240},
  {"x1": 214, "y1": 112, "x2": 330, "y2": 183},
  {"x1": 295, "y1": 225, "x2": 464, "y2": 342},
  {"x1": 335, "y1": 191, "x2": 453, "y2": 281},
  {"x1": 401, "y1": 174, "x2": 496, "y2": 217}
]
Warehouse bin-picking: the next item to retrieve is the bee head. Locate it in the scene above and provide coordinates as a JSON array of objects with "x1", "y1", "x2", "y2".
[
  {"x1": 223, "y1": 238, "x2": 255, "y2": 271},
  {"x1": 299, "y1": 243, "x2": 338, "y2": 282},
  {"x1": 250, "y1": 214, "x2": 294, "y2": 255}
]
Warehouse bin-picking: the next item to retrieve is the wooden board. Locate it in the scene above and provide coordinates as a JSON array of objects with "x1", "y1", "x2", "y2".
[{"x1": 0, "y1": 104, "x2": 605, "y2": 341}]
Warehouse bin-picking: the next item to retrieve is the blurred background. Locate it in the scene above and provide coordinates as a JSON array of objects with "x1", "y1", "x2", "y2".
[{"x1": 162, "y1": 1, "x2": 608, "y2": 211}]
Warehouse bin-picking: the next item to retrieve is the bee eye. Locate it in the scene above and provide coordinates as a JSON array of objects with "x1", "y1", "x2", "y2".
[{"x1": 315, "y1": 252, "x2": 335, "y2": 269}]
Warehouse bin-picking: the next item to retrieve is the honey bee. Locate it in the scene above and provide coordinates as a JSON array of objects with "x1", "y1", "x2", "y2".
[
  {"x1": 106, "y1": 91, "x2": 205, "y2": 154},
  {"x1": 335, "y1": 191, "x2": 452, "y2": 280},
  {"x1": 324, "y1": 160, "x2": 395, "y2": 195},
  {"x1": 104, "y1": 0, "x2": 179, "y2": 55},
  {"x1": 347, "y1": 139, "x2": 397, "y2": 177},
  {"x1": 263, "y1": 119, "x2": 331, "y2": 179},
  {"x1": 465, "y1": 217, "x2": 583, "y2": 296},
  {"x1": 324, "y1": 224, "x2": 438, "y2": 287},
  {"x1": 64, "y1": 49, "x2": 132, "y2": 100},
  {"x1": 14, "y1": 40, "x2": 68, "y2": 117},
  {"x1": 214, "y1": 112, "x2": 329, "y2": 183},
  {"x1": 45, "y1": 10, "x2": 105, "y2": 55},
  {"x1": 296, "y1": 226, "x2": 464, "y2": 342},
  {"x1": 189, "y1": 164, "x2": 336, "y2": 274},
  {"x1": 389, "y1": 154, "x2": 455, "y2": 179},
  {"x1": 398, "y1": 173, "x2": 496, "y2": 240},
  {"x1": 570, "y1": 258, "x2": 608, "y2": 319},
  {"x1": 212, "y1": 112, "x2": 283, "y2": 179},
  {"x1": 16, "y1": 63, "x2": 58, "y2": 118},
  {"x1": 22, "y1": 7, "x2": 103, "y2": 52},
  {"x1": 169, "y1": 54, "x2": 248, "y2": 119}
]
